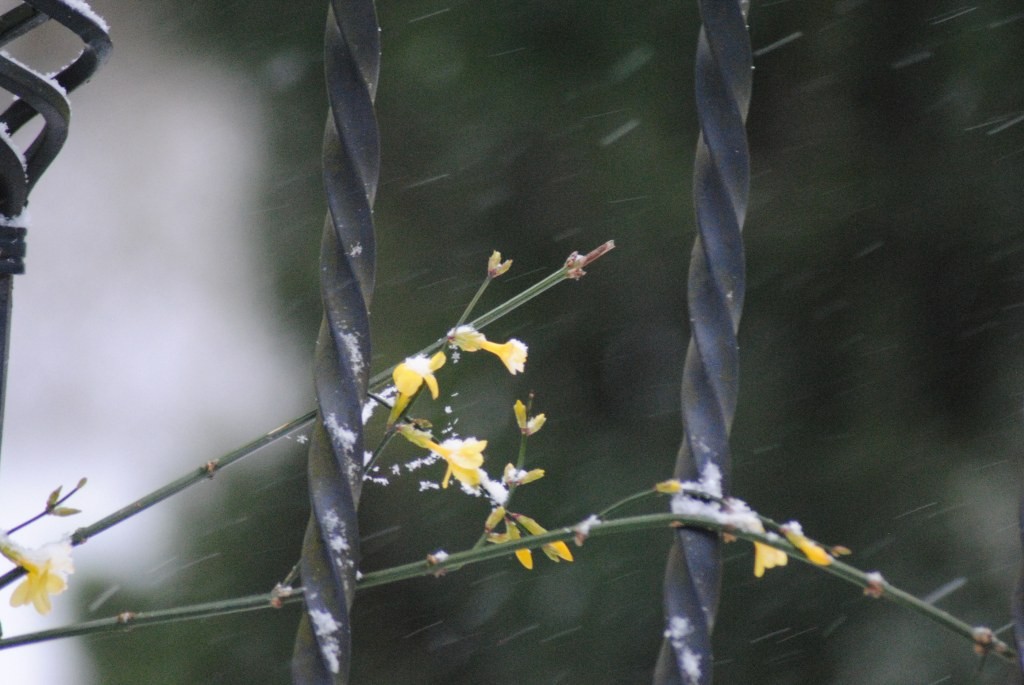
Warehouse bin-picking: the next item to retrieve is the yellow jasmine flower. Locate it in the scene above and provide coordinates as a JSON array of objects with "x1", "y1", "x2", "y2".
[
  {"x1": 0, "y1": 537, "x2": 74, "y2": 615},
  {"x1": 448, "y1": 326, "x2": 528, "y2": 375},
  {"x1": 396, "y1": 424, "x2": 486, "y2": 489},
  {"x1": 487, "y1": 251, "x2": 512, "y2": 278},
  {"x1": 515, "y1": 514, "x2": 574, "y2": 563},
  {"x1": 506, "y1": 520, "x2": 534, "y2": 570},
  {"x1": 502, "y1": 462, "x2": 544, "y2": 486},
  {"x1": 402, "y1": 431, "x2": 486, "y2": 489},
  {"x1": 781, "y1": 522, "x2": 833, "y2": 566},
  {"x1": 655, "y1": 479, "x2": 682, "y2": 494},
  {"x1": 395, "y1": 423, "x2": 435, "y2": 449},
  {"x1": 513, "y1": 400, "x2": 546, "y2": 435},
  {"x1": 432, "y1": 438, "x2": 486, "y2": 489},
  {"x1": 484, "y1": 506, "x2": 507, "y2": 532},
  {"x1": 753, "y1": 541, "x2": 788, "y2": 578},
  {"x1": 388, "y1": 351, "x2": 446, "y2": 425}
]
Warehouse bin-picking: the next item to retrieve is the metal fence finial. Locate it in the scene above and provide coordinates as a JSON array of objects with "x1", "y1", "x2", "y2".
[{"x1": 0, "y1": 0, "x2": 111, "y2": 462}]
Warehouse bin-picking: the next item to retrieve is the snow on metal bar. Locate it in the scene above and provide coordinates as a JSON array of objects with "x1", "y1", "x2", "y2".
[
  {"x1": 655, "y1": 2, "x2": 752, "y2": 684},
  {"x1": 292, "y1": 1, "x2": 379, "y2": 683}
]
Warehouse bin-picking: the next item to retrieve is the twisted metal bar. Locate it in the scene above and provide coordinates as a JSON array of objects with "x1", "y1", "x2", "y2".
[
  {"x1": 0, "y1": 0, "x2": 110, "y2": 459},
  {"x1": 291, "y1": 1, "x2": 379, "y2": 683},
  {"x1": 655, "y1": 3, "x2": 751, "y2": 684},
  {"x1": 1014, "y1": 495, "x2": 1024, "y2": 675}
]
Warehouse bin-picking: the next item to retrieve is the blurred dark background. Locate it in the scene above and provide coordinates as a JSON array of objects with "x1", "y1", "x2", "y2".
[{"x1": 46, "y1": 0, "x2": 1024, "y2": 683}]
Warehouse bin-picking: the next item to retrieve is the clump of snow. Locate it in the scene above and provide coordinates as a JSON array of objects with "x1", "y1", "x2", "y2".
[
  {"x1": 480, "y1": 474, "x2": 509, "y2": 506},
  {"x1": 362, "y1": 465, "x2": 389, "y2": 486},
  {"x1": 430, "y1": 550, "x2": 449, "y2": 562},
  {"x1": 782, "y1": 520, "x2": 804, "y2": 535},
  {"x1": 574, "y1": 514, "x2": 601, "y2": 541},
  {"x1": 0, "y1": 209, "x2": 29, "y2": 228},
  {"x1": 459, "y1": 480, "x2": 484, "y2": 497},
  {"x1": 339, "y1": 330, "x2": 364, "y2": 376},
  {"x1": 321, "y1": 508, "x2": 351, "y2": 556},
  {"x1": 308, "y1": 608, "x2": 341, "y2": 673},
  {"x1": 58, "y1": 0, "x2": 110, "y2": 32},
  {"x1": 664, "y1": 616, "x2": 692, "y2": 643},
  {"x1": 669, "y1": 463, "x2": 761, "y2": 533},
  {"x1": 324, "y1": 413, "x2": 357, "y2": 454},
  {"x1": 418, "y1": 481, "x2": 440, "y2": 492},
  {"x1": 681, "y1": 648, "x2": 702, "y2": 684},
  {"x1": 663, "y1": 618, "x2": 701, "y2": 681},
  {"x1": 405, "y1": 454, "x2": 438, "y2": 472}
]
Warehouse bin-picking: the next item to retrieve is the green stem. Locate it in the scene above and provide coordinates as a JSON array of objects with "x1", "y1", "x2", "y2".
[
  {"x1": 0, "y1": 507, "x2": 1011, "y2": 663},
  {"x1": 454, "y1": 276, "x2": 492, "y2": 329},
  {"x1": 367, "y1": 250, "x2": 598, "y2": 392},
  {"x1": 355, "y1": 511, "x2": 1016, "y2": 662},
  {"x1": 0, "y1": 587, "x2": 305, "y2": 650},
  {"x1": 598, "y1": 489, "x2": 658, "y2": 518}
]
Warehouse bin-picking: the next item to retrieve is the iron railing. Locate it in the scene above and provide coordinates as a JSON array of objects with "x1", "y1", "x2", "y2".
[
  {"x1": 656, "y1": 2, "x2": 752, "y2": 683},
  {"x1": 0, "y1": 2, "x2": 111, "y2": 458},
  {"x1": 292, "y1": 1, "x2": 380, "y2": 683}
]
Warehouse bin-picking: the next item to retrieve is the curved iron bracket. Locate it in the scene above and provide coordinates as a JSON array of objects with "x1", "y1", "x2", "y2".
[{"x1": 0, "y1": 0, "x2": 111, "y2": 460}]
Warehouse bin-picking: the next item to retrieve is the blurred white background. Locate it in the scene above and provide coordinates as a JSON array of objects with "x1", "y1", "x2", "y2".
[{"x1": 0, "y1": 1, "x2": 308, "y2": 680}]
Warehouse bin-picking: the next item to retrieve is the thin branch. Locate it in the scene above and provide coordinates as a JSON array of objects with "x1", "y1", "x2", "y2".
[
  {"x1": 0, "y1": 587, "x2": 304, "y2": 650},
  {"x1": 0, "y1": 412, "x2": 314, "y2": 591},
  {"x1": 0, "y1": 506, "x2": 1011, "y2": 664}
]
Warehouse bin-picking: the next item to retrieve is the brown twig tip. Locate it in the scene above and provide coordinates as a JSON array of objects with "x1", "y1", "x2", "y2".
[{"x1": 565, "y1": 240, "x2": 616, "y2": 280}]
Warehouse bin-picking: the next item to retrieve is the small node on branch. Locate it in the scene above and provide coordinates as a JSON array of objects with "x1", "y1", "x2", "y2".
[
  {"x1": 863, "y1": 571, "x2": 885, "y2": 598},
  {"x1": 116, "y1": 611, "x2": 136, "y2": 625},
  {"x1": 426, "y1": 551, "x2": 449, "y2": 577},
  {"x1": 270, "y1": 583, "x2": 294, "y2": 609},
  {"x1": 573, "y1": 515, "x2": 601, "y2": 546}
]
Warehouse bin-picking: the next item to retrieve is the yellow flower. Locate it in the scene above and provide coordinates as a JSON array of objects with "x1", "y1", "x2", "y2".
[
  {"x1": 506, "y1": 520, "x2": 534, "y2": 570},
  {"x1": 513, "y1": 400, "x2": 546, "y2": 435},
  {"x1": 395, "y1": 423, "x2": 436, "y2": 449},
  {"x1": 433, "y1": 438, "x2": 486, "y2": 489},
  {"x1": 0, "y1": 537, "x2": 74, "y2": 615},
  {"x1": 515, "y1": 514, "x2": 574, "y2": 563},
  {"x1": 487, "y1": 251, "x2": 513, "y2": 278},
  {"x1": 484, "y1": 506, "x2": 507, "y2": 532},
  {"x1": 753, "y1": 541, "x2": 788, "y2": 578},
  {"x1": 387, "y1": 351, "x2": 446, "y2": 425},
  {"x1": 448, "y1": 326, "x2": 528, "y2": 375},
  {"x1": 781, "y1": 522, "x2": 833, "y2": 566},
  {"x1": 654, "y1": 479, "x2": 682, "y2": 494},
  {"x1": 502, "y1": 462, "x2": 544, "y2": 486}
]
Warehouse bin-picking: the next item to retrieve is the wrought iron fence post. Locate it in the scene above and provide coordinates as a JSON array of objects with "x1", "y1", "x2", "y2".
[
  {"x1": 292, "y1": 1, "x2": 379, "y2": 683},
  {"x1": 0, "y1": 1, "x2": 111, "y2": 462},
  {"x1": 656, "y1": 2, "x2": 751, "y2": 683}
]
